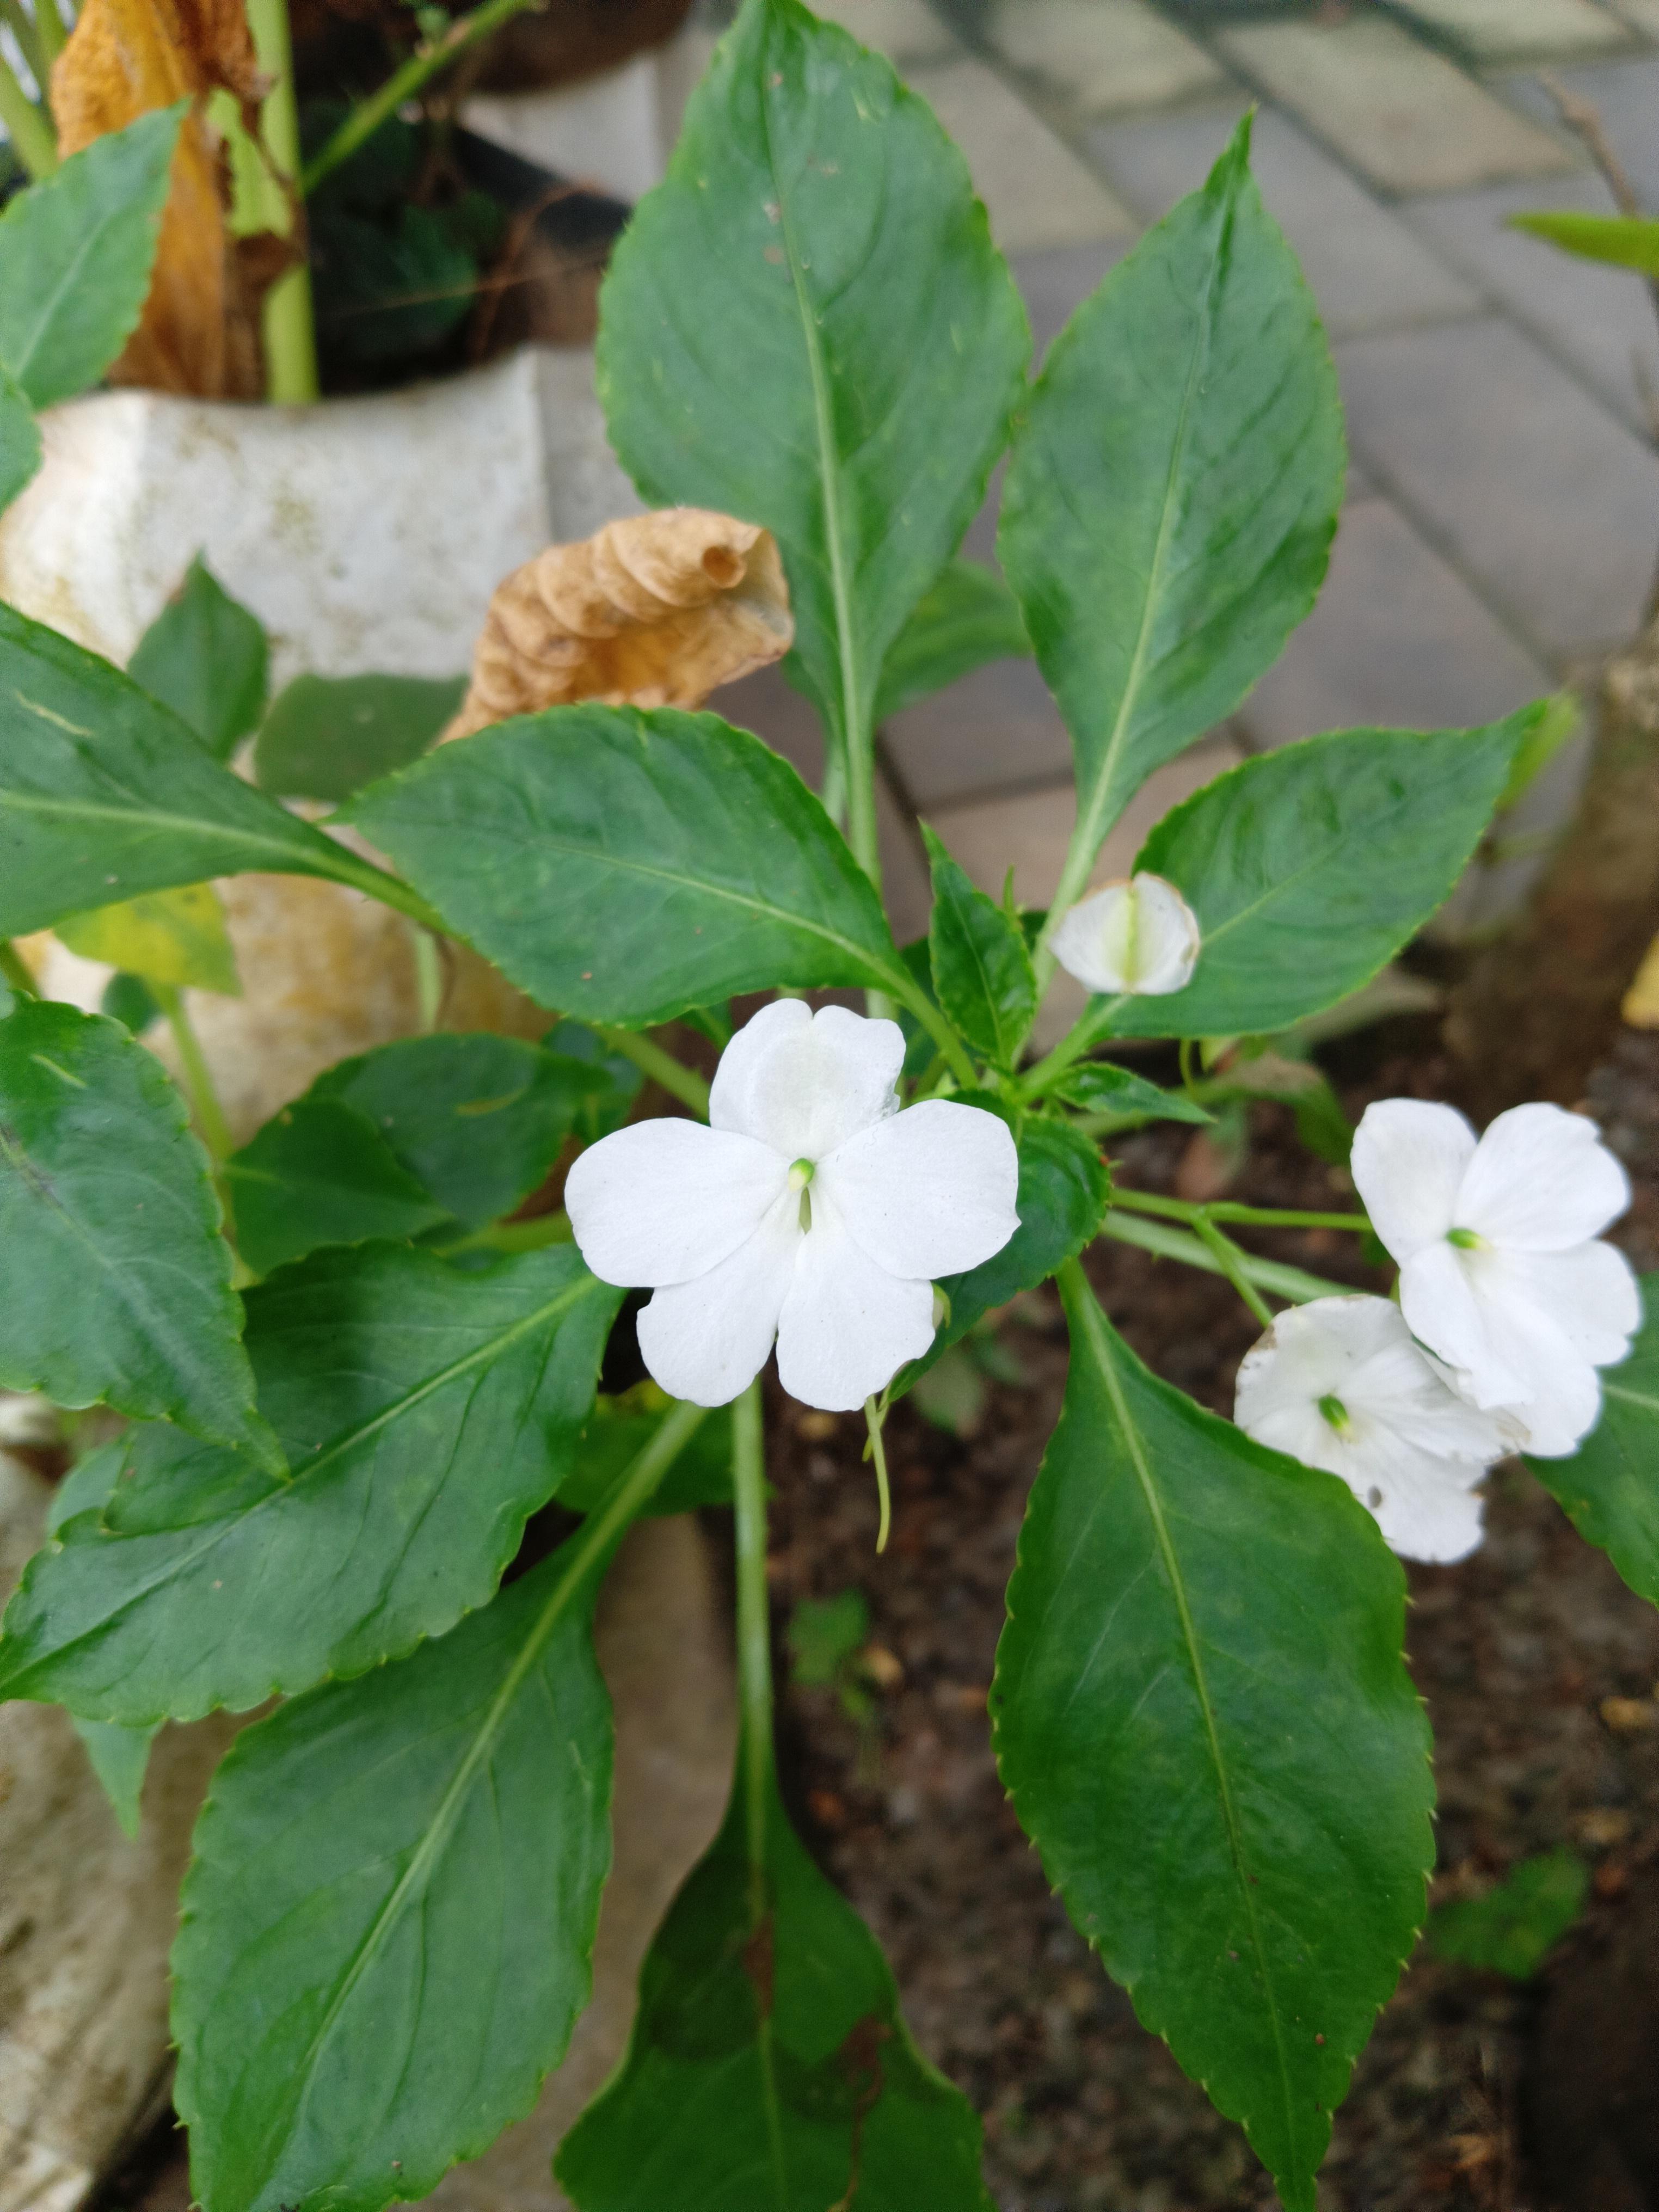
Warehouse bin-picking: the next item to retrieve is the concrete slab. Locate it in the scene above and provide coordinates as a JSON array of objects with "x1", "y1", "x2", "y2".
[
  {"x1": 1336, "y1": 314, "x2": 1659, "y2": 653},
  {"x1": 1011, "y1": 238, "x2": 1130, "y2": 359},
  {"x1": 887, "y1": 653, "x2": 1074, "y2": 808},
  {"x1": 981, "y1": 0, "x2": 1227, "y2": 123},
  {"x1": 1215, "y1": 17, "x2": 1578, "y2": 194},
  {"x1": 907, "y1": 57, "x2": 1138, "y2": 250},
  {"x1": 1504, "y1": 55, "x2": 1659, "y2": 211},
  {"x1": 1405, "y1": 172, "x2": 1659, "y2": 439},
  {"x1": 809, "y1": 0, "x2": 959, "y2": 63},
  {"x1": 1390, "y1": 0, "x2": 1632, "y2": 62},
  {"x1": 1087, "y1": 100, "x2": 1480, "y2": 337},
  {"x1": 1236, "y1": 496, "x2": 1553, "y2": 747}
]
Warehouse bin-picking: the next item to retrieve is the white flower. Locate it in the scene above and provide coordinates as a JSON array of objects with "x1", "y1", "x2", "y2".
[
  {"x1": 1350, "y1": 1099, "x2": 1639, "y2": 1458},
  {"x1": 1235, "y1": 1296, "x2": 1515, "y2": 1563},
  {"x1": 1049, "y1": 873, "x2": 1200, "y2": 997},
  {"x1": 564, "y1": 1001, "x2": 1021, "y2": 1412}
]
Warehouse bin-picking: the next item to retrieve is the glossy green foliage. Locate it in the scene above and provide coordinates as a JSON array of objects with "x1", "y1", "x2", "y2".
[
  {"x1": 1510, "y1": 208, "x2": 1659, "y2": 275},
  {"x1": 999, "y1": 118, "x2": 1343, "y2": 870},
  {"x1": 556, "y1": 1756, "x2": 992, "y2": 2212},
  {"x1": 224, "y1": 1099, "x2": 451, "y2": 1277},
  {"x1": 1050, "y1": 1061, "x2": 1212, "y2": 1126},
  {"x1": 127, "y1": 558, "x2": 269, "y2": 761},
  {"x1": 597, "y1": 0, "x2": 1028, "y2": 752},
  {"x1": 994, "y1": 1270, "x2": 1433, "y2": 2209},
  {"x1": 74, "y1": 1712, "x2": 159, "y2": 1838},
  {"x1": 0, "y1": 605, "x2": 411, "y2": 937},
  {"x1": 923, "y1": 827, "x2": 1035, "y2": 1069},
  {"x1": 873, "y1": 559, "x2": 1031, "y2": 724},
  {"x1": 0, "y1": 1244, "x2": 619, "y2": 1721},
  {"x1": 309, "y1": 1031, "x2": 606, "y2": 1230},
  {"x1": 1529, "y1": 1273, "x2": 1659, "y2": 1606},
  {"x1": 0, "y1": 366, "x2": 40, "y2": 514},
  {"x1": 347, "y1": 706, "x2": 908, "y2": 1025},
  {"x1": 0, "y1": 106, "x2": 182, "y2": 408},
  {"x1": 1430, "y1": 1851, "x2": 1587, "y2": 1981},
  {"x1": 0, "y1": 1000, "x2": 276, "y2": 1469},
  {"x1": 254, "y1": 671, "x2": 466, "y2": 801},
  {"x1": 174, "y1": 1526, "x2": 613, "y2": 2212},
  {"x1": 558, "y1": 1390, "x2": 736, "y2": 1517},
  {"x1": 1108, "y1": 714, "x2": 1532, "y2": 1040}
]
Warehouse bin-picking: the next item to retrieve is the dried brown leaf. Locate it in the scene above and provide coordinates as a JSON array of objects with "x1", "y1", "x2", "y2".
[
  {"x1": 443, "y1": 508, "x2": 794, "y2": 740},
  {"x1": 51, "y1": 0, "x2": 291, "y2": 399}
]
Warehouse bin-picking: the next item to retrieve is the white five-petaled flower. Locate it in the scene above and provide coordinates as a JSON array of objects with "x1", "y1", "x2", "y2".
[
  {"x1": 1350, "y1": 1099, "x2": 1639, "y2": 1458},
  {"x1": 1235, "y1": 1295, "x2": 1515, "y2": 1563},
  {"x1": 1049, "y1": 872, "x2": 1200, "y2": 998},
  {"x1": 564, "y1": 1001, "x2": 1021, "y2": 1412}
]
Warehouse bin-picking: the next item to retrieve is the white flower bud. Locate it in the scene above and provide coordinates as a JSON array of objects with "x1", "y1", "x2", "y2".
[{"x1": 1049, "y1": 872, "x2": 1200, "y2": 997}]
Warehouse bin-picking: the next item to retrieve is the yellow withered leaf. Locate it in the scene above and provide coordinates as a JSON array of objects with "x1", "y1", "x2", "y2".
[
  {"x1": 443, "y1": 508, "x2": 795, "y2": 741},
  {"x1": 57, "y1": 882, "x2": 242, "y2": 997},
  {"x1": 51, "y1": 0, "x2": 288, "y2": 398},
  {"x1": 1623, "y1": 929, "x2": 1659, "y2": 1029}
]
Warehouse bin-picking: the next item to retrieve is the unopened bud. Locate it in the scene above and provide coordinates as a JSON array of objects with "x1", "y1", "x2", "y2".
[{"x1": 1050, "y1": 872, "x2": 1200, "y2": 997}]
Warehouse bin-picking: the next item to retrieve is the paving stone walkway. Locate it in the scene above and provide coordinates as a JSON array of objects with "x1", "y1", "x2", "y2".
[{"x1": 709, "y1": 0, "x2": 1659, "y2": 951}]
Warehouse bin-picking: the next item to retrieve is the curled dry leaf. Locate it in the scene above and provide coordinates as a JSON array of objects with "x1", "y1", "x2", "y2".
[
  {"x1": 51, "y1": 0, "x2": 293, "y2": 398},
  {"x1": 443, "y1": 508, "x2": 794, "y2": 741}
]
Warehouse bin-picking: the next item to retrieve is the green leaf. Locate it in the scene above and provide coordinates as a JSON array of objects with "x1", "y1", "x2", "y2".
[
  {"x1": 0, "y1": 105, "x2": 184, "y2": 408},
  {"x1": 787, "y1": 1588, "x2": 870, "y2": 1688},
  {"x1": 308, "y1": 1031, "x2": 605, "y2": 1230},
  {"x1": 1429, "y1": 1851, "x2": 1588, "y2": 1981},
  {"x1": 1510, "y1": 208, "x2": 1659, "y2": 276},
  {"x1": 0, "y1": 603, "x2": 428, "y2": 939},
  {"x1": 597, "y1": 0, "x2": 1028, "y2": 758},
  {"x1": 1528, "y1": 1273, "x2": 1659, "y2": 1606},
  {"x1": 127, "y1": 557, "x2": 269, "y2": 761},
  {"x1": 101, "y1": 971, "x2": 162, "y2": 1035},
  {"x1": 57, "y1": 882, "x2": 241, "y2": 996},
  {"x1": 346, "y1": 705, "x2": 908, "y2": 1027},
  {"x1": 1105, "y1": 714, "x2": 1532, "y2": 1041},
  {"x1": 1051, "y1": 1061, "x2": 1213, "y2": 1126},
  {"x1": 923, "y1": 826, "x2": 1035, "y2": 1069},
  {"x1": 0, "y1": 364, "x2": 41, "y2": 514},
  {"x1": 73, "y1": 1713, "x2": 159, "y2": 1839},
  {"x1": 993, "y1": 1269, "x2": 1434, "y2": 2210},
  {"x1": 555, "y1": 1756, "x2": 993, "y2": 2212},
  {"x1": 874, "y1": 559, "x2": 1031, "y2": 724},
  {"x1": 174, "y1": 1521, "x2": 615, "y2": 2212},
  {"x1": 558, "y1": 1388, "x2": 736, "y2": 1518},
  {"x1": 0, "y1": 1243, "x2": 620, "y2": 1721},
  {"x1": 223, "y1": 1098, "x2": 451, "y2": 1276},
  {"x1": 254, "y1": 670, "x2": 465, "y2": 802},
  {"x1": 998, "y1": 116, "x2": 1344, "y2": 874},
  {"x1": 0, "y1": 999, "x2": 278, "y2": 1471}
]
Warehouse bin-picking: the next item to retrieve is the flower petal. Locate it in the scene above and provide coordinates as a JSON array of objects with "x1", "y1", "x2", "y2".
[
  {"x1": 1501, "y1": 1239, "x2": 1642, "y2": 1367},
  {"x1": 1456, "y1": 1103, "x2": 1631, "y2": 1250},
  {"x1": 1351, "y1": 1099, "x2": 1476, "y2": 1262},
  {"x1": 1398, "y1": 1240, "x2": 1528, "y2": 1406},
  {"x1": 1049, "y1": 873, "x2": 1200, "y2": 997},
  {"x1": 566, "y1": 1117, "x2": 787, "y2": 1287},
  {"x1": 774, "y1": 1193, "x2": 935, "y2": 1412},
  {"x1": 1361, "y1": 1454, "x2": 1486, "y2": 1566},
  {"x1": 817, "y1": 1098, "x2": 1020, "y2": 1280},
  {"x1": 636, "y1": 1191, "x2": 800, "y2": 1405},
  {"x1": 710, "y1": 1001, "x2": 904, "y2": 1160}
]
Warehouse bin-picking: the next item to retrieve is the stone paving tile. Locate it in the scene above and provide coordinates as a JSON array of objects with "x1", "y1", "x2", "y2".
[
  {"x1": 1215, "y1": 16, "x2": 1578, "y2": 194},
  {"x1": 809, "y1": 0, "x2": 960, "y2": 63},
  {"x1": 1010, "y1": 239, "x2": 1129, "y2": 359},
  {"x1": 1604, "y1": 0, "x2": 1659, "y2": 32},
  {"x1": 1390, "y1": 0, "x2": 1633, "y2": 63},
  {"x1": 980, "y1": 0, "x2": 1226, "y2": 125},
  {"x1": 1504, "y1": 55, "x2": 1659, "y2": 209},
  {"x1": 1336, "y1": 314, "x2": 1659, "y2": 653},
  {"x1": 1405, "y1": 172, "x2": 1659, "y2": 438},
  {"x1": 906, "y1": 56, "x2": 1138, "y2": 250},
  {"x1": 887, "y1": 653, "x2": 1073, "y2": 810},
  {"x1": 1087, "y1": 99, "x2": 1479, "y2": 338},
  {"x1": 1236, "y1": 496, "x2": 1553, "y2": 748}
]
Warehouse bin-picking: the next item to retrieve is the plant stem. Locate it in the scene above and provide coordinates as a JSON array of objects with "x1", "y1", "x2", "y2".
[
  {"x1": 302, "y1": 0, "x2": 544, "y2": 195},
  {"x1": 245, "y1": 0, "x2": 319, "y2": 403},
  {"x1": 863, "y1": 1395, "x2": 892, "y2": 1553},
  {"x1": 1015, "y1": 999, "x2": 1124, "y2": 1102},
  {"x1": 889, "y1": 972, "x2": 979, "y2": 1092},
  {"x1": 411, "y1": 926, "x2": 444, "y2": 1031},
  {"x1": 593, "y1": 1026, "x2": 712, "y2": 1119},
  {"x1": 1110, "y1": 1188, "x2": 1371, "y2": 1234},
  {"x1": 30, "y1": 0, "x2": 65, "y2": 66},
  {"x1": 0, "y1": 940, "x2": 39, "y2": 999},
  {"x1": 0, "y1": 0, "x2": 46, "y2": 95},
  {"x1": 581, "y1": 1394, "x2": 709, "y2": 1575},
  {"x1": 1190, "y1": 1212, "x2": 1275, "y2": 1329},
  {"x1": 0, "y1": 48, "x2": 56, "y2": 175},
  {"x1": 151, "y1": 982, "x2": 234, "y2": 1163},
  {"x1": 1101, "y1": 1210, "x2": 1350, "y2": 1306},
  {"x1": 731, "y1": 1377, "x2": 772, "y2": 1889},
  {"x1": 315, "y1": 850, "x2": 451, "y2": 937}
]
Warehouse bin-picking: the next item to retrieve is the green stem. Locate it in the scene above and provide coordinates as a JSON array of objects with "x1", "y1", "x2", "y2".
[
  {"x1": 583, "y1": 1395, "x2": 709, "y2": 1574},
  {"x1": 593, "y1": 1026, "x2": 712, "y2": 1119},
  {"x1": 1190, "y1": 1213, "x2": 1274, "y2": 1329},
  {"x1": 863, "y1": 1395, "x2": 892, "y2": 1553},
  {"x1": 0, "y1": 941, "x2": 40, "y2": 999},
  {"x1": 30, "y1": 0, "x2": 65, "y2": 65},
  {"x1": 1111, "y1": 1188, "x2": 1371, "y2": 1234},
  {"x1": 1101, "y1": 1210, "x2": 1350, "y2": 1306},
  {"x1": 732, "y1": 1375, "x2": 772, "y2": 1884},
  {"x1": 1016, "y1": 999, "x2": 1125, "y2": 1102},
  {"x1": 316, "y1": 851, "x2": 451, "y2": 937},
  {"x1": 152, "y1": 982, "x2": 234, "y2": 1164},
  {"x1": 302, "y1": 0, "x2": 543, "y2": 195},
  {"x1": 245, "y1": 0, "x2": 319, "y2": 403},
  {"x1": 889, "y1": 973, "x2": 979, "y2": 1092},
  {"x1": 0, "y1": 49, "x2": 56, "y2": 176},
  {"x1": 0, "y1": 0, "x2": 46, "y2": 95},
  {"x1": 411, "y1": 926, "x2": 444, "y2": 1031}
]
